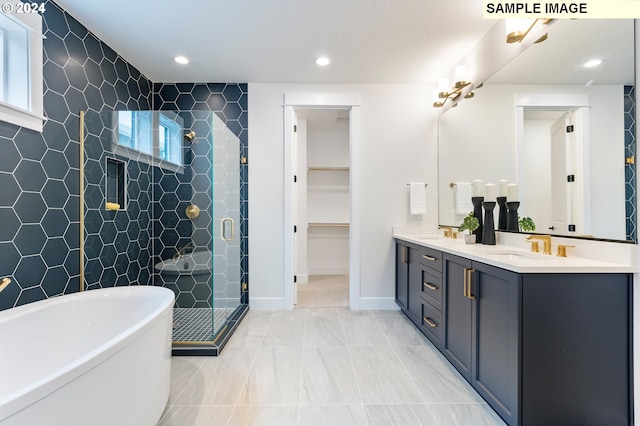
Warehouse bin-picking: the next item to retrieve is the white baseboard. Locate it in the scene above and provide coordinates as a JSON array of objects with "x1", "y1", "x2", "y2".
[
  {"x1": 248, "y1": 297, "x2": 289, "y2": 310},
  {"x1": 296, "y1": 274, "x2": 308, "y2": 284},
  {"x1": 356, "y1": 297, "x2": 400, "y2": 310}
]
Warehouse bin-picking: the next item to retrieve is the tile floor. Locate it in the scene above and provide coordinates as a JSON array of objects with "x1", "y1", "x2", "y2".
[{"x1": 158, "y1": 307, "x2": 506, "y2": 426}]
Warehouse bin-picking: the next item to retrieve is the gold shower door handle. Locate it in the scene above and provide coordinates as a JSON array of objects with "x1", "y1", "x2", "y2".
[{"x1": 222, "y1": 218, "x2": 235, "y2": 241}]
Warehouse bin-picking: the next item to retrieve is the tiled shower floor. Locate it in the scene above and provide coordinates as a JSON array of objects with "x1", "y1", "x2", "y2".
[{"x1": 172, "y1": 308, "x2": 233, "y2": 342}]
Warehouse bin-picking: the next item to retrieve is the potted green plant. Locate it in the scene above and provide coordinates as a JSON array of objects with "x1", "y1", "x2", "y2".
[
  {"x1": 518, "y1": 216, "x2": 536, "y2": 232},
  {"x1": 458, "y1": 211, "x2": 480, "y2": 244}
]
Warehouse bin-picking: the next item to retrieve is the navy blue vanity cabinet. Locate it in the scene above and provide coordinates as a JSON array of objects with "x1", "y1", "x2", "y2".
[
  {"x1": 520, "y1": 273, "x2": 632, "y2": 426},
  {"x1": 396, "y1": 244, "x2": 632, "y2": 425},
  {"x1": 443, "y1": 254, "x2": 520, "y2": 425},
  {"x1": 395, "y1": 240, "x2": 445, "y2": 348}
]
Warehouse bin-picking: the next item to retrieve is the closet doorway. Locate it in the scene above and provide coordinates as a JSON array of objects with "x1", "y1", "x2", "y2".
[{"x1": 294, "y1": 109, "x2": 350, "y2": 307}]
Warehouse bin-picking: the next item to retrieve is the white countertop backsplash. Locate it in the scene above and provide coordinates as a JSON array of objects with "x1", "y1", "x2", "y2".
[{"x1": 393, "y1": 227, "x2": 638, "y2": 273}]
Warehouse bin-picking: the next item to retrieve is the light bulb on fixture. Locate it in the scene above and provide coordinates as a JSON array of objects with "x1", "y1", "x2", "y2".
[
  {"x1": 438, "y1": 78, "x2": 450, "y2": 98},
  {"x1": 174, "y1": 56, "x2": 189, "y2": 65},
  {"x1": 454, "y1": 66, "x2": 469, "y2": 89}
]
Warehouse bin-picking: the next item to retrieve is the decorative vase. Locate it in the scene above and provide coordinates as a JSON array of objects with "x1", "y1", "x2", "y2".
[
  {"x1": 464, "y1": 234, "x2": 476, "y2": 244},
  {"x1": 482, "y1": 201, "x2": 496, "y2": 245},
  {"x1": 471, "y1": 196, "x2": 484, "y2": 244},
  {"x1": 506, "y1": 201, "x2": 520, "y2": 232},
  {"x1": 497, "y1": 196, "x2": 507, "y2": 230}
]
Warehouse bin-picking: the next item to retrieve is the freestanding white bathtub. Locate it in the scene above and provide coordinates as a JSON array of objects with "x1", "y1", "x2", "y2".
[{"x1": 0, "y1": 286, "x2": 174, "y2": 426}]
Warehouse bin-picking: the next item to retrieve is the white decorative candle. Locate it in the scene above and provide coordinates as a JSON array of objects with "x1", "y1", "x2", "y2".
[
  {"x1": 484, "y1": 183, "x2": 496, "y2": 201},
  {"x1": 507, "y1": 183, "x2": 519, "y2": 201},
  {"x1": 472, "y1": 179, "x2": 484, "y2": 197},
  {"x1": 498, "y1": 179, "x2": 508, "y2": 197}
]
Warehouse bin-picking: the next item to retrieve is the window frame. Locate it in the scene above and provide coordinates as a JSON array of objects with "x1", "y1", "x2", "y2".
[
  {"x1": 0, "y1": 6, "x2": 44, "y2": 132},
  {"x1": 113, "y1": 111, "x2": 185, "y2": 174}
]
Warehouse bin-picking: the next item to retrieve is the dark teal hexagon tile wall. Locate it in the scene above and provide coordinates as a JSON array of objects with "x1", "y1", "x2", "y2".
[
  {"x1": 0, "y1": 0, "x2": 152, "y2": 310},
  {"x1": 625, "y1": 86, "x2": 636, "y2": 240}
]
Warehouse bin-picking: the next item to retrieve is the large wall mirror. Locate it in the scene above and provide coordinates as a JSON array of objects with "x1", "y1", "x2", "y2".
[{"x1": 438, "y1": 19, "x2": 636, "y2": 242}]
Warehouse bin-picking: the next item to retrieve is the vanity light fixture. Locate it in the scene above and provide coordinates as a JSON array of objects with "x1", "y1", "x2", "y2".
[
  {"x1": 174, "y1": 56, "x2": 189, "y2": 65},
  {"x1": 505, "y1": 18, "x2": 552, "y2": 44},
  {"x1": 432, "y1": 72, "x2": 478, "y2": 108}
]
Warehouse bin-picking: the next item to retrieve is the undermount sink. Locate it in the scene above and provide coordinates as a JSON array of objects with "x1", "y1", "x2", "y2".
[{"x1": 484, "y1": 251, "x2": 542, "y2": 261}]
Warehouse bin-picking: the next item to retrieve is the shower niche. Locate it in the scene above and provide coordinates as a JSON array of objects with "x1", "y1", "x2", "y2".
[{"x1": 81, "y1": 107, "x2": 248, "y2": 356}]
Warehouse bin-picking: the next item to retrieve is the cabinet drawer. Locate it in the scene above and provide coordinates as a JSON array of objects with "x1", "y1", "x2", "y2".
[
  {"x1": 419, "y1": 246, "x2": 442, "y2": 272},
  {"x1": 420, "y1": 268, "x2": 442, "y2": 310},
  {"x1": 420, "y1": 302, "x2": 443, "y2": 347}
]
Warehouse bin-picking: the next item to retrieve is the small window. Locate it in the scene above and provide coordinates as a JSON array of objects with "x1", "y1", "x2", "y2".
[
  {"x1": 114, "y1": 111, "x2": 184, "y2": 173},
  {"x1": 0, "y1": 6, "x2": 44, "y2": 131},
  {"x1": 158, "y1": 112, "x2": 182, "y2": 166}
]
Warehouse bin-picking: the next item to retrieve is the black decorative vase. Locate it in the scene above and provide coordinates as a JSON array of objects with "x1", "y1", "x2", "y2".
[
  {"x1": 471, "y1": 196, "x2": 484, "y2": 244},
  {"x1": 482, "y1": 201, "x2": 496, "y2": 245},
  {"x1": 506, "y1": 201, "x2": 520, "y2": 232},
  {"x1": 497, "y1": 196, "x2": 508, "y2": 230}
]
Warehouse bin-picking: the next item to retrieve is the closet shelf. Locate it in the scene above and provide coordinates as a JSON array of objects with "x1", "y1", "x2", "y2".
[
  {"x1": 308, "y1": 222, "x2": 350, "y2": 228},
  {"x1": 308, "y1": 166, "x2": 349, "y2": 171}
]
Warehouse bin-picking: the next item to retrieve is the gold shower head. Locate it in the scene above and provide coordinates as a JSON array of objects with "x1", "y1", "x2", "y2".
[{"x1": 184, "y1": 131, "x2": 196, "y2": 141}]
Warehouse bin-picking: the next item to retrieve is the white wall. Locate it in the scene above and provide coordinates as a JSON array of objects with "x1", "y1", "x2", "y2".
[{"x1": 248, "y1": 83, "x2": 437, "y2": 309}]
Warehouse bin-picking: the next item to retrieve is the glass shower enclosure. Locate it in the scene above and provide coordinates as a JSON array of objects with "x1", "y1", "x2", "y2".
[{"x1": 81, "y1": 108, "x2": 248, "y2": 355}]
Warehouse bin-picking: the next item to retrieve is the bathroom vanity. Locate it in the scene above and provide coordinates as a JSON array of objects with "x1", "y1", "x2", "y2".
[{"x1": 395, "y1": 233, "x2": 634, "y2": 426}]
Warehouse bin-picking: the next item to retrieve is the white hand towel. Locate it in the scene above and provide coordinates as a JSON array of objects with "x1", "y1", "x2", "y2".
[
  {"x1": 409, "y1": 182, "x2": 426, "y2": 215},
  {"x1": 454, "y1": 182, "x2": 474, "y2": 216}
]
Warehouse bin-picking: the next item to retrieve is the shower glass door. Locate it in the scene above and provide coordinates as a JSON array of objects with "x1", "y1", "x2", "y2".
[{"x1": 82, "y1": 108, "x2": 245, "y2": 354}]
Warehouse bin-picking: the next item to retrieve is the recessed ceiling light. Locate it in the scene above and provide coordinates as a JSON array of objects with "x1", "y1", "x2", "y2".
[
  {"x1": 174, "y1": 56, "x2": 189, "y2": 65},
  {"x1": 316, "y1": 56, "x2": 330, "y2": 66},
  {"x1": 583, "y1": 59, "x2": 602, "y2": 68}
]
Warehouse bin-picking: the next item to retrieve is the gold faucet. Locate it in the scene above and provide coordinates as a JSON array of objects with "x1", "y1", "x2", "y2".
[
  {"x1": 0, "y1": 277, "x2": 12, "y2": 293},
  {"x1": 173, "y1": 242, "x2": 193, "y2": 259},
  {"x1": 525, "y1": 235, "x2": 552, "y2": 255},
  {"x1": 439, "y1": 226, "x2": 458, "y2": 239}
]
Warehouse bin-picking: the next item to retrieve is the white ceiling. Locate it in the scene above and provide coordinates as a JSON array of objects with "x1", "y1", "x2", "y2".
[
  {"x1": 488, "y1": 19, "x2": 634, "y2": 86},
  {"x1": 53, "y1": 0, "x2": 496, "y2": 84}
]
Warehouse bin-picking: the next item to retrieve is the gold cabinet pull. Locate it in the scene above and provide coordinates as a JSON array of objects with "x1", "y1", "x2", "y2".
[
  {"x1": 422, "y1": 254, "x2": 436, "y2": 261},
  {"x1": 401, "y1": 245, "x2": 407, "y2": 264},
  {"x1": 423, "y1": 282, "x2": 437, "y2": 291},
  {"x1": 463, "y1": 268, "x2": 468, "y2": 297},
  {"x1": 423, "y1": 317, "x2": 437, "y2": 328},
  {"x1": 466, "y1": 268, "x2": 476, "y2": 300}
]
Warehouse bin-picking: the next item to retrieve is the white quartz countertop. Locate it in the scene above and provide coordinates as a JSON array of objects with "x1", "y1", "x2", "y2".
[{"x1": 394, "y1": 233, "x2": 637, "y2": 273}]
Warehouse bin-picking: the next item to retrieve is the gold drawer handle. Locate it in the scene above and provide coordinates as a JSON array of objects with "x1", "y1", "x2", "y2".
[
  {"x1": 423, "y1": 317, "x2": 437, "y2": 328},
  {"x1": 422, "y1": 254, "x2": 437, "y2": 261},
  {"x1": 423, "y1": 282, "x2": 438, "y2": 291}
]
